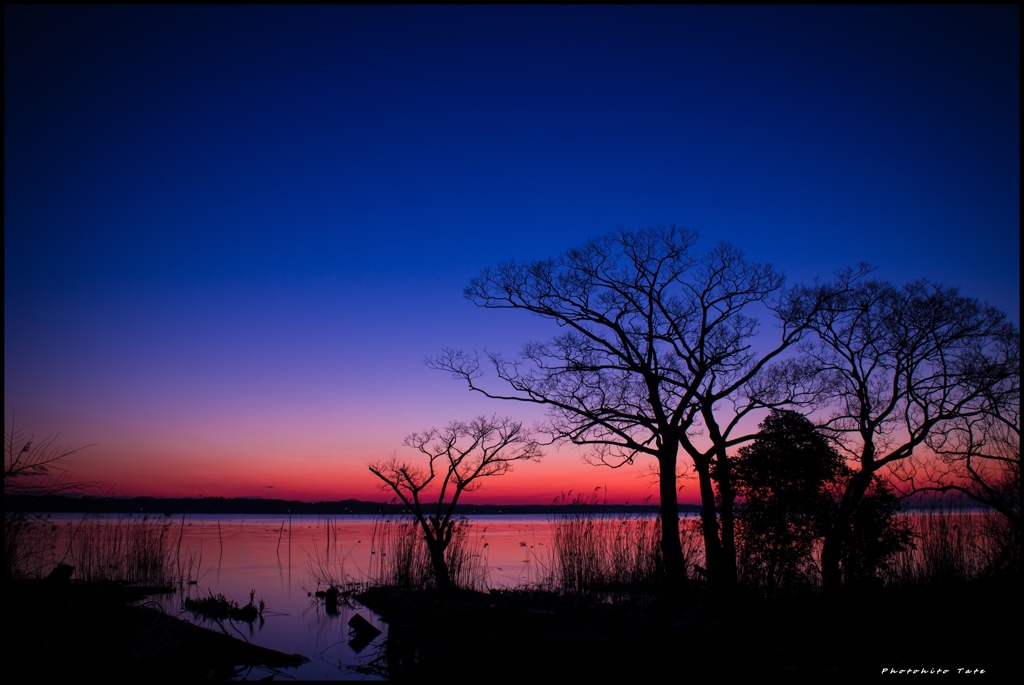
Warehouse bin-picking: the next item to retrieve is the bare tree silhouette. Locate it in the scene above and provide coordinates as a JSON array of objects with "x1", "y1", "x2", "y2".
[
  {"x1": 368, "y1": 416, "x2": 541, "y2": 592},
  {"x1": 800, "y1": 279, "x2": 1018, "y2": 590},
  {"x1": 916, "y1": 328, "x2": 1020, "y2": 571},
  {"x1": 431, "y1": 226, "x2": 841, "y2": 587}
]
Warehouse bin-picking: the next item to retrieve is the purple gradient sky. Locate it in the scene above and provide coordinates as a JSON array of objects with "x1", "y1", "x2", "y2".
[{"x1": 5, "y1": 6, "x2": 1019, "y2": 503}]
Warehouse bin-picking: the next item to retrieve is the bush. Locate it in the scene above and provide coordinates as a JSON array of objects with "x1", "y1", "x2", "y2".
[
  {"x1": 731, "y1": 410, "x2": 846, "y2": 593},
  {"x1": 731, "y1": 410, "x2": 914, "y2": 593},
  {"x1": 838, "y1": 477, "x2": 914, "y2": 587}
]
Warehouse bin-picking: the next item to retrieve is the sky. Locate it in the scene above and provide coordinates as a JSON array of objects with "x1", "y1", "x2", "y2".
[{"x1": 5, "y1": 6, "x2": 1020, "y2": 504}]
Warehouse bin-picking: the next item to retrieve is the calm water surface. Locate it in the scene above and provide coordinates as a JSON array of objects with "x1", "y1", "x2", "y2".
[
  {"x1": 37, "y1": 510, "x2": 975, "y2": 678},
  {"x1": 43, "y1": 514, "x2": 577, "y2": 680}
]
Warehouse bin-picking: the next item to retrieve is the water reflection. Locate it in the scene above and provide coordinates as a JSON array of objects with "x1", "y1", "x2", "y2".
[
  {"x1": 43, "y1": 514, "x2": 394, "y2": 680},
  {"x1": 32, "y1": 513, "x2": 681, "y2": 680}
]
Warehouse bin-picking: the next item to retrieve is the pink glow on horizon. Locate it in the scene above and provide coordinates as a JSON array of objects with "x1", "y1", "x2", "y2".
[
  {"x1": 60, "y1": 442, "x2": 703, "y2": 505},
  {"x1": 17, "y1": 408, "x2": 950, "y2": 508}
]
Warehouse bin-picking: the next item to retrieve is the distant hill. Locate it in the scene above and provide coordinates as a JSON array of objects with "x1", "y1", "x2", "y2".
[{"x1": 4, "y1": 494, "x2": 702, "y2": 516}]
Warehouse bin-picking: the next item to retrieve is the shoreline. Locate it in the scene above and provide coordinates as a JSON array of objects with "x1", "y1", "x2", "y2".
[
  {"x1": 6, "y1": 493, "x2": 984, "y2": 517},
  {"x1": 6, "y1": 573, "x2": 308, "y2": 682}
]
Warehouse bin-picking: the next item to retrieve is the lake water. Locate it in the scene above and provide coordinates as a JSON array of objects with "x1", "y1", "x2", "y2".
[
  {"x1": 33, "y1": 513, "x2": 587, "y2": 680},
  {"x1": 28, "y1": 509, "x2": 981, "y2": 679}
]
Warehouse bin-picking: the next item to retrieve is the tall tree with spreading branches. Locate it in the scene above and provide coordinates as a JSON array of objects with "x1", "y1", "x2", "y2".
[
  {"x1": 801, "y1": 278, "x2": 1017, "y2": 590},
  {"x1": 431, "y1": 226, "x2": 840, "y2": 587}
]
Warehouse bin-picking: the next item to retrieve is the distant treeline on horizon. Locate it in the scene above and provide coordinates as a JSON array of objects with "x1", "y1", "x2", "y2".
[{"x1": 4, "y1": 494, "x2": 703, "y2": 516}]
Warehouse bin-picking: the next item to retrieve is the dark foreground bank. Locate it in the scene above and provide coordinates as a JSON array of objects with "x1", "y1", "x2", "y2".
[
  {"x1": 5, "y1": 569, "x2": 1017, "y2": 682},
  {"x1": 6, "y1": 570, "x2": 307, "y2": 682},
  {"x1": 357, "y1": 579, "x2": 1018, "y2": 682}
]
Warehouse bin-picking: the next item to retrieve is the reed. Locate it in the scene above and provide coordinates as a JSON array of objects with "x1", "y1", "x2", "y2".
[
  {"x1": 305, "y1": 516, "x2": 357, "y2": 591},
  {"x1": 444, "y1": 517, "x2": 491, "y2": 591},
  {"x1": 543, "y1": 492, "x2": 705, "y2": 595},
  {"x1": 366, "y1": 515, "x2": 489, "y2": 591},
  {"x1": 980, "y1": 508, "x2": 1020, "y2": 576},
  {"x1": 185, "y1": 588, "x2": 264, "y2": 624},
  {"x1": 731, "y1": 501, "x2": 1004, "y2": 593},
  {"x1": 3, "y1": 513, "x2": 71, "y2": 580},
  {"x1": 69, "y1": 515, "x2": 175, "y2": 586},
  {"x1": 884, "y1": 502, "x2": 992, "y2": 588},
  {"x1": 368, "y1": 516, "x2": 430, "y2": 589}
]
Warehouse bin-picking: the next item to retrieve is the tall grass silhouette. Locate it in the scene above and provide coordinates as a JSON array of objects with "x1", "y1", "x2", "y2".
[
  {"x1": 367, "y1": 515, "x2": 489, "y2": 591},
  {"x1": 70, "y1": 515, "x2": 178, "y2": 586},
  {"x1": 884, "y1": 501, "x2": 1011, "y2": 587},
  {"x1": 5, "y1": 513, "x2": 203, "y2": 588},
  {"x1": 305, "y1": 514, "x2": 490, "y2": 592},
  {"x1": 542, "y1": 492, "x2": 704, "y2": 595}
]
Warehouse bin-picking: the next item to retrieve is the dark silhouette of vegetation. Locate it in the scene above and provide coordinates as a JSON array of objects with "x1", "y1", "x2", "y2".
[
  {"x1": 731, "y1": 410, "x2": 846, "y2": 591},
  {"x1": 368, "y1": 415, "x2": 541, "y2": 592},
  {"x1": 886, "y1": 501, "x2": 1005, "y2": 587},
  {"x1": 4, "y1": 415, "x2": 93, "y2": 581},
  {"x1": 925, "y1": 413, "x2": 1020, "y2": 525},
  {"x1": 837, "y1": 477, "x2": 913, "y2": 587},
  {"x1": 429, "y1": 228, "x2": 1017, "y2": 595},
  {"x1": 916, "y1": 335, "x2": 1020, "y2": 575},
  {"x1": 732, "y1": 410, "x2": 913, "y2": 592},
  {"x1": 431, "y1": 226, "x2": 842, "y2": 588},
  {"x1": 364, "y1": 515, "x2": 489, "y2": 591},
  {"x1": 798, "y1": 278, "x2": 1018, "y2": 591},
  {"x1": 70, "y1": 515, "x2": 177, "y2": 586},
  {"x1": 185, "y1": 589, "x2": 265, "y2": 625},
  {"x1": 543, "y1": 490, "x2": 705, "y2": 595}
]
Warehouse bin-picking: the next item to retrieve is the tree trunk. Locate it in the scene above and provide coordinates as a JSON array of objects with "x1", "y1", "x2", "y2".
[
  {"x1": 693, "y1": 455, "x2": 724, "y2": 588},
  {"x1": 700, "y1": 411, "x2": 739, "y2": 590},
  {"x1": 419, "y1": 515, "x2": 455, "y2": 593},
  {"x1": 426, "y1": 538, "x2": 453, "y2": 592},
  {"x1": 821, "y1": 468, "x2": 873, "y2": 593},
  {"x1": 714, "y1": 449, "x2": 738, "y2": 589},
  {"x1": 658, "y1": 445, "x2": 686, "y2": 583}
]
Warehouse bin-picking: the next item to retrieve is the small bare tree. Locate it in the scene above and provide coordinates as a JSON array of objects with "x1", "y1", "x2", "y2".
[{"x1": 368, "y1": 415, "x2": 542, "y2": 592}]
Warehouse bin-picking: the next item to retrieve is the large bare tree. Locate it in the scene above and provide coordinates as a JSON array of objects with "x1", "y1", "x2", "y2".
[
  {"x1": 431, "y1": 226, "x2": 836, "y2": 587},
  {"x1": 368, "y1": 415, "x2": 541, "y2": 592},
  {"x1": 801, "y1": 278, "x2": 1017, "y2": 590}
]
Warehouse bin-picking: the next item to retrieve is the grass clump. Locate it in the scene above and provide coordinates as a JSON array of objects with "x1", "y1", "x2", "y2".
[
  {"x1": 184, "y1": 589, "x2": 264, "y2": 624},
  {"x1": 543, "y1": 492, "x2": 704, "y2": 596},
  {"x1": 5, "y1": 512, "x2": 180, "y2": 587},
  {"x1": 883, "y1": 501, "x2": 1006, "y2": 588},
  {"x1": 4, "y1": 513, "x2": 70, "y2": 580},
  {"x1": 367, "y1": 515, "x2": 489, "y2": 591},
  {"x1": 70, "y1": 515, "x2": 175, "y2": 586},
  {"x1": 305, "y1": 515, "x2": 489, "y2": 598}
]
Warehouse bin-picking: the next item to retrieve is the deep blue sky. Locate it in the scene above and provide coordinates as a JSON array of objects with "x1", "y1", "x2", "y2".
[{"x1": 4, "y1": 6, "x2": 1019, "y2": 502}]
